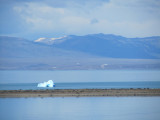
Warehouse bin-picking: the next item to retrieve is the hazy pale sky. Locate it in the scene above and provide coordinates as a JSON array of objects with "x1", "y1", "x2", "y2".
[{"x1": 0, "y1": 0, "x2": 160, "y2": 39}]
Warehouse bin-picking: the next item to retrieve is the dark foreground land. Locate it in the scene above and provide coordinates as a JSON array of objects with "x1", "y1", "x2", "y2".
[{"x1": 0, "y1": 89, "x2": 160, "y2": 98}]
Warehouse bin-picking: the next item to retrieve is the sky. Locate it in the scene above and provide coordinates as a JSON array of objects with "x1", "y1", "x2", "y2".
[{"x1": 0, "y1": 0, "x2": 160, "y2": 40}]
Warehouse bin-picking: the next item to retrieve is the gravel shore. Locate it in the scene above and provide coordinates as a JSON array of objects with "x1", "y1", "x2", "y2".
[{"x1": 0, "y1": 89, "x2": 160, "y2": 98}]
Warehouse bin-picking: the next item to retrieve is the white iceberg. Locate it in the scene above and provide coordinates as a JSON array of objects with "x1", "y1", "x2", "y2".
[{"x1": 37, "y1": 80, "x2": 55, "y2": 87}]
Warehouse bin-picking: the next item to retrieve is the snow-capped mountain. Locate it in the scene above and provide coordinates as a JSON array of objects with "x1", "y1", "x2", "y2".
[
  {"x1": 0, "y1": 34, "x2": 160, "y2": 70},
  {"x1": 35, "y1": 34, "x2": 160, "y2": 59},
  {"x1": 34, "y1": 36, "x2": 67, "y2": 45}
]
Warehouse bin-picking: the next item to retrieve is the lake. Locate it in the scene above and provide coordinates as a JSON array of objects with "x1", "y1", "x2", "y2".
[
  {"x1": 0, "y1": 97, "x2": 160, "y2": 120},
  {"x1": 0, "y1": 70, "x2": 160, "y2": 120},
  {"x1": 0, "y1": 70, "x2": 160, "y2": 90},
  {"x1": 1, "y1": 70, "x2": 160, "y2": 83},
  {"x1": 1, "y1": 81, "x2": 160, "y2": 90}
]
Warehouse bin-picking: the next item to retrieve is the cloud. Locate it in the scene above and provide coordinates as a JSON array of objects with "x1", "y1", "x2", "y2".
[
  {"x1": 90, "y1": 19, "x2": 99, "y2": 24},
  {"x1": 1, "y1": 0, "x2": 160, "y2": 38}
]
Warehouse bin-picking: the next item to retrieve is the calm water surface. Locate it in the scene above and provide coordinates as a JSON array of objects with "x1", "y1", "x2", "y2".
[
  {"x1": 0, "y1": 97, "x2": 160, "y2": 120},
  {"x1": 0, "y1": 81, "x2": 160, "y2": 90},
  {"x1": 0, "y1": 70, "x2": 160, "y2": 90},
  {"x1": 0, "y1": 70, "x2": 160, "y2": 120},
  {"x1": 0, "y1": 70, "x2": 160, "y2": 83}
]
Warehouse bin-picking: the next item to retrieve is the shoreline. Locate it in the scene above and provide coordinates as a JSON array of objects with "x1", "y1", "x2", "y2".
[{"x1": 0, "y1": 89, "x2": 160, "y2": 98}]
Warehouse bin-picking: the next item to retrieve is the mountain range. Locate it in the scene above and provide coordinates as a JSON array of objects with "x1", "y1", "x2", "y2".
[
  {"x1": 35, "y1": 34, "x2": 160, "y2": 59},
  {"x1": 0, "y1": 34, "x2": 160, "y2": 70}
]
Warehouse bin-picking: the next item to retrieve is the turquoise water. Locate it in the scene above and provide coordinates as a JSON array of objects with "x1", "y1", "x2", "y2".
[
  {"x1": 0, "y1": 81, "x2": 160, "y2": 90},
  {"x1": 0, "y1": 97, "x2": 160, "y2": 120}
]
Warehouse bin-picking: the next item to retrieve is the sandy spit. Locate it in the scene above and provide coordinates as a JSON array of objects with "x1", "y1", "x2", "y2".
[{"x1": 0, "y1": 89, "x2": 160, "y2": 98}]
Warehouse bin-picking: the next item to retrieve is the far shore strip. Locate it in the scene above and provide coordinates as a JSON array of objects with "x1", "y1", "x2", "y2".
[{"x1": 0, "y1": 89, "x2": 160, "y2": 98}]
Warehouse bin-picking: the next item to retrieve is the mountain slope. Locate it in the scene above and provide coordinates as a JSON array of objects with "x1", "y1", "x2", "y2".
[
  {"x1": 35, "y1": 34, "x2": 160, "y2": 59},
  {"x1": 55, "y1": 34, "x2": 160, "y2": 59},
  {"x1": 0, "y1": 36, "x2": 91, "y2": 58}
]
